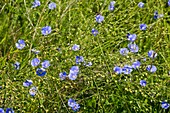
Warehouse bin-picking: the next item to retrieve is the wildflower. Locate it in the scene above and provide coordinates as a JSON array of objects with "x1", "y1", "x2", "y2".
[
  {"x1": 41, "y1": 60, "x2": 50, "y2": 68},
  {"x1": 41, "y1": 26, "x2": 52, "y2": 35},
  {"x1": 72, "y1": 103, "x2": 80, "y2": 111},
  {"x1": 148, "y1": 50, "x2": 157, "y2": 59},
  {"x1": 23, "y1": 80, "x2": 33, "y2": 87},
  {"x1": 72, "y1": 44, "x2": 80, "y2": 51},
  {"x1": 6, "y1": 108, "x2": 14, "y2": 113},
  {"x1": 122, "y1": 65, "x2": 133, "y2": 74},
  {"x1": 168, "y1": 0, "x2": 170, "y2": 6},
  {"x1": 127, "y1": 33, "x2": 137, "y2": 42},
  {"x1": 96, "y1": 14, "x2": 104, "y2": 23},
  {"x1": 143, "y1": 58, "x2": 146, "y2": 61},
  {"x1": 132, "y1": 61, "x2": 141, "y2": 69},
  {"x1": 68, "y1": 98, "x2": 76, "y2": 107},
  {"x1": 154, "y1": 11, "x2": 164, "y2": 19},
  {"x1": 31, "y1": 58, "x2": 40, "y2": 67},
  {"x1": 139, "y1": 24, "x2": 147, "y2": 30},
  {"x1": 0, "y1": 86, "x2": 2, "y2": 89},
  {"x1": 161, "y1": 101, "x2": 170, "y2": 109},
  {"x1": 84, "y1": 61, "x2": 92, "y2": 67},
  {"x1": 59, "y1": 72, "x2": 67, "y2": 80},
  {"x1": 154, "y1": 11, "x2": 158, "y2": 19},
  {"x1": 138, "y1": 2, "x2": 144, "y2": 8},
  {"x1": 113, "y1": 66, "x2": 122, "y2": 74},
  {"x1": 29, "y1": 86, "x2": 37, "y2": 96},
  {"x1": 128, "y1": 43, "x2": 139, "y2": 53},
  {"x1": 140, "y1": 80, "x2": 146, "y2": 86},
  {"x1": 70, "y1": 66, "x2": 79, "y2": 74},
  {"x1": 75, "y1": 56, "x2": 84, "y2": 64},
  {"x1": 32, "y1": 0, "x2": 40, "y2": 8},
  {"x1": 36, "y1": 68, "x2": 47, "y2": 76},
  {"x1": 0, "y1": 108, "x2": 4, "y2": 113},
  {"x1": 48, "y1": 2, "x2": 56, "y2": 10},
  {"x1": 13, "y1": 61, "x2": 20, "y2": 70},
  {"x1": 120, "y1": 48, "x2": 129, "y2": 56},
  {"x1": 15, "y1": 39, "x2": 25, "y2": 49},
  {"x1": 68, "y1": 72, "x2": 78, "y2": 80},
  {"x1": 146, "y1": 65, "x2": 157, "y2": 73},
  {"x1": 91, "y1": 28, "x2": 98, "y2": 36},
  {"x1": 108, "y1": 1, "x2": 116, "y2": 11},
  {"x1": 31, "y1": 48, "x2": 40, "y2": 54}
]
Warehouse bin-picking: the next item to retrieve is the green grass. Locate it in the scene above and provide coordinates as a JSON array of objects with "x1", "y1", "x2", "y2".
[{"x1": 0, "y1": 0, "x2": 170, "y2": 112}]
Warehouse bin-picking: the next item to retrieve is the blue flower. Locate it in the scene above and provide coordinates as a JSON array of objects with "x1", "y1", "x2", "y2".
[
  {"x1": 154, "y1": 11, "x2": 164, "y2": 19},
  {"x1": 75, "y1": 56, "x2": 84, "y2": 64},
  {"x1": 68, "y1": 98, "x2": 76, "y2": 107},
  {"x1": 154, "y1": 11, "x2": 158, "y2": 19},
  {"x1": 108, "y1": 1, "x2": 116, "y2": 11},
  {"x1": 128, "y1": 43, "x2": 139, "y2": 53},
  {"x1": 139, "y1": 24, "x2": 147, "y2": 30},
  {"x1": 6, "y1": 108, "x2": 14, "y2": 113},
  {"x1": 146, "y1": 65, "x2": 157, "y2": 73},
  {"x1": 148, "y1": 50, "x2": 157, "y2": 59},
  {"x1": 31, "y1": 48, "x2": 40, "y2": 54},
  {"x1": 132, "y1": 61, "x2": 141, "y2": 69},
  {"x1": 41, "y1": 60, "x2": 50, "y2": 68},
  {"x1": 96, "y1": 14, "x2": 104, "y2": 23},
  {"x1": 161, "y1": 101, "x2": 170, "y2": 109},
  {"x1": 68, "y1": 72, "x2": 78, "y2": 80},
  {"x1": 23, "y1": 80, "x2": 33, "y2": 87},
  {"x1": 49, "y1": 2, "x2": 56, "y2": 10},
  {"x1": 32, "y1": 0, "x2": 40, "y2": 8},
  {"x1": 72, "y1": 103, "x2": 80, "y2": 111},
  {"x1": 113, "y1": 66, "x2": 122, "y2": 74},
  {"x1": 0, "y1": 108, "x2": 4, "y2": 113},
  {"x1": 120, "y1": 48, "x2": 129, "y2": 56},
  {"x1": 91, "y1": 28, "x2": 98, "y2": 36},
  {"x1": 15, "y1": 39, "x2": 25, "y2": 49},
  {"x1": 168, "y1": 0, "x2": 170, "y2": 6},
  {"x1": 13, "y1": 61, "x2": 20, "y2": 70},
  {"x1": 41, "y1": 26, "x2": 52, "y2": 35},
  {"x1": 84, "y1": 61, "x2": 93, "y2": 67},
  {"x1": 127, "y1": 33, "x2": 137, "y2": 42},
  {"x1": 122, "y1": 65, "x2": 133, "y2": 74},
  {"x1": 29, "y1": 86, "x2": 37, "y2": 96},
  {"x1": 31, "y1": 58, "x2": 40, "y2": 67},
  {"x1": 36, "y1": 68, "x2": 47, "y2": 76},
  {"x1": 72, "y1": 44, "x2": 80, "y2": 51},
  {"x1": 70, "y1": 66, "x2": 79, "y2": 74},
  {"x1": 59, "y1": 72, "x2": 67, "y2": 80},
  {"x1": 140, "y1": 80, "x2": 146, "y2": 86},
  {"x1": 138, "y1": 2, "x2": 144, "y2": 8}
]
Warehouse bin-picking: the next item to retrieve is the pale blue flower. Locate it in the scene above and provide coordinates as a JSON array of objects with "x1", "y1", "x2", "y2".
[
  {"x1": 49, "y1": 2, "x2": 56, "y2": 10},
  {"x1": 41, "y1": 60, "x2": 50, "y2": 68},
  {"x1": 72, "y1": 44, "x2": 80, "y2": 51},
  {"x1": 140, "y1": 80, "x2": 146, "y2": 86},
  {"x1": 31, "y1": 58, "x2": 40, "y2": 67},
  {"x1": 23, "y1": 80, "x2": 33, "y2": 87},
  {"x1": 138, "y1": 2, "x2": 144, "y2": 8},
  {"x1": 146, "y1": 65, "x2": 157, "y2": 73},
  {"x1": 148, "y1": 50, "x2": 157, "y2": 59},
  {"x1": 29, "y1": 86, "x2": 37, "y2": 96},
  {"x1": 32, "y1": 0, "x2": 40, "y2": 8},
  {"x1": 114, "y1": 66, "x2": 122, "y2": 74},
  {"x1": 96, "y1": 14, "x2": 104, "y2": 23},
  {"x1": 15, "y1": 39, "x2": 25, "y2": 49},
  {"x1": 161, "y1": 101, "x2": 170, "y2": 109},
  {"x1": 120, "y1": 48, "x2": 129, "y2": 56},
  {"x1": 41, "y1": 26, "x2": 52, "y2": 35}
]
